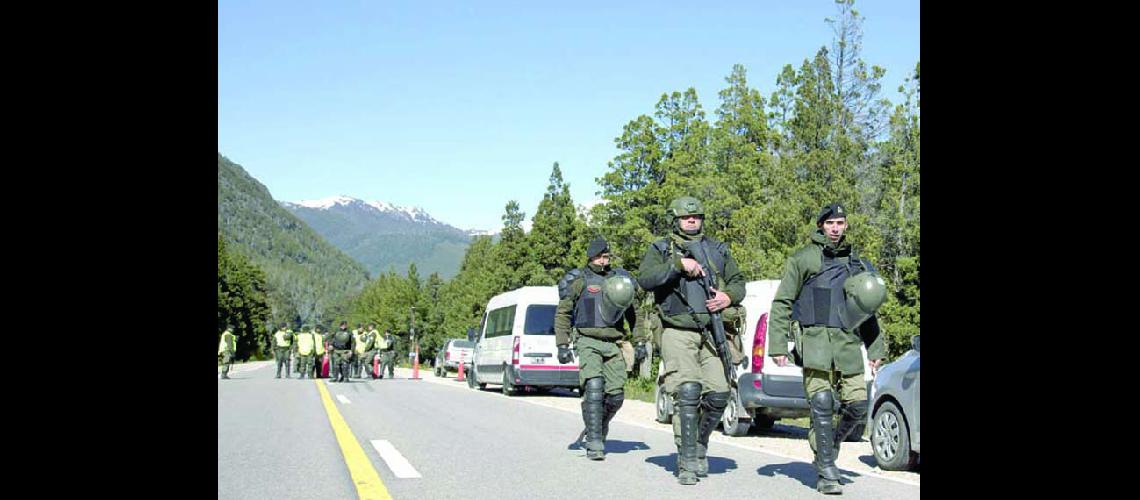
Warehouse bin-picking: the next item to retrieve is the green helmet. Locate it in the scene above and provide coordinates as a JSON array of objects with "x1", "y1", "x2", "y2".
[
  {"x1": 600, "y1": 274, "x2": 637, "y2": 325},
  {"x1": 667, "y1": 196, "x2": 704, "y2": 219},
  {"x1": 842, "y1": 271, "x2": 888, "y2": 329}
]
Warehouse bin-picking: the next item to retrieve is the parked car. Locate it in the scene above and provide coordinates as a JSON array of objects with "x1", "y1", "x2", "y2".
[
  {"x1": 434, "y1": 338, "x2": 475, "y2": 377},
  {"x1": 467, "y1": 286, "x2": 579, "y2": 395},
  {"x1": 869, "y1": 335, "x2": 920, "y2": 470},
  {"x1": 655, "y1": 280, "x2": 873, "y2": 438}
]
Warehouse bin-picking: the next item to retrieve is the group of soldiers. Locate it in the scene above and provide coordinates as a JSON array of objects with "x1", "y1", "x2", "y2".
[
  {"x1": 219, "y1": 195, "x2": 889, "y2": 495},
  {"x1": 216, "y1": 321, "x2": 400, "y2": 383},
  {"x1": 555, "y1": 196, "x2": 887, "y2": 495}
]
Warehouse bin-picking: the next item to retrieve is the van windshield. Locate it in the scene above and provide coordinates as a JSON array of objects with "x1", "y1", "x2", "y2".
[{"x1": 523, "y1": 305, "x2": 557, "y2": 335}]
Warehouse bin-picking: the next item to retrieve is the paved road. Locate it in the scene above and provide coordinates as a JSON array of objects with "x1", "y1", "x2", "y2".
[{"x1": 219, "y1": 361, "x2": 920, "y2": 499}]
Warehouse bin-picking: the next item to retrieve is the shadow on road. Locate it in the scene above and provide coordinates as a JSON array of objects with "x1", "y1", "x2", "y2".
[
  {"x1": 757, "y1": 461, "x2": 865, "y2": 488},
  {"x1": 753, "y1": 423, "x2": 809, "y2": 440},
  {"x1": 645, "y1": 454, "x2": 738, "y2": 475}
]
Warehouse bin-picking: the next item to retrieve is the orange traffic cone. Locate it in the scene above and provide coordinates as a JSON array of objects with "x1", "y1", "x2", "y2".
[
  {"x1": 457, "y1": 360, "x2": 466, "y2": 382},
  {"x1": 411, "y1": 345, "x2": 421, "y2": 380}
]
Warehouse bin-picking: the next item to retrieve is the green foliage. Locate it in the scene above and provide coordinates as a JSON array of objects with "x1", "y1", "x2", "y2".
[
  {"x1": 218, "y1": 153, "x2": 370, "y2": 329},
  {"x1": 218, "y1": 234, "x2": 271, "y2": 360},
  {"x1": 334, "y1": 0, "x2": 918, "y2": 362}
]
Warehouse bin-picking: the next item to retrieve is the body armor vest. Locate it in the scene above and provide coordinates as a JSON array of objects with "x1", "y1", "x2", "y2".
[
  {"x1": 653, "y1": 238, "x2": 726, "y2": 317},
  {"x1": 792, "y1": 246, "x2": 869, "y2": 329},
  {"x1": 572, "y1": 267, "x2": 632, "y2": 328}
]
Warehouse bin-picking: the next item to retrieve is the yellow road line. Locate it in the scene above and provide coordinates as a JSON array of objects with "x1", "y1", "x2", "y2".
[{"x1": 315, "y1": 380, "x2": 392, "y2": 500}]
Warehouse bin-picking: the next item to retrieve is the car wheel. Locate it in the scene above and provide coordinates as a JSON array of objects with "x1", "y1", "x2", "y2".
[
  {"x1": 655, "y1": 383, "x2": 673, "y2": 424},
  {"x1": 502, "y1": 366, "x2": 516, "y2": 396},
  {"x1": 872, "y1": 401, "x2": 919, "y2": 471},
  {"x1": 721, "y1": 388, "x2": 751, "y2": 437}
]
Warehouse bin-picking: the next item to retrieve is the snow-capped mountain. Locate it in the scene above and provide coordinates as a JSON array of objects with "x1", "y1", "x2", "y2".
[
  {"x1": 281, "y1": 196, "x2": 471, "y2": 279},
  {"x1": 287, "y1": 195, "x2": 444, "y2": 226}
]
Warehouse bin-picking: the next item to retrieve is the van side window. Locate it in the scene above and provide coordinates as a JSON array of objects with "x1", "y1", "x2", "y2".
[{"x1": 486, "y1": 305, "x2": 517, "y2": 338}]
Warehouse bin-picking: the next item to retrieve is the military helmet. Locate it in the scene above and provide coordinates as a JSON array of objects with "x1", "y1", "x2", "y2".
[
  {"x1": 667, "y1": 196, "x2": 704, "y2": 219},
  {"x1": 599, "y1": 274, "x2": 637, "y2": 325},
  {"x1": 841, "y1": 271, "x2": 888, "y2": 329}
]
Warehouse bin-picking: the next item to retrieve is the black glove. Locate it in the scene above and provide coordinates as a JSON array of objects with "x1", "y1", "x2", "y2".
[
  {"x1": 634, "y1": 342, "x2": 647, "y2": 364},
  {"x1": 557, "y1": 345, "x2": 573, "y2": 364}
]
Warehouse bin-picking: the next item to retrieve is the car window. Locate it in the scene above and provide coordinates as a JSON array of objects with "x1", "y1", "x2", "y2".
[
  {"x1": 523, "y1": 304, "x2": 557, "y2": 335},
  {"x1": 453, "y1": 340, "x2": 474, "y2": 349}
]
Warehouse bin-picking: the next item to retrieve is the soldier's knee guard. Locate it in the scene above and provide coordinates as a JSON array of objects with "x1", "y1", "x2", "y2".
[
  {"x1": 695, "y1": 391, "x2": 730, "y2": 477},
  {"x1": 602, "y1": 391, "x2": 624, "y2": 440},
  {"x1": 581, "y1": 377, "x2": 607, "y2": 453},
  {"x1": 834, "y1": 399, "x2": 869, "y2": 451},
  {"x1": 810, "y1": 390, "x2": 842, "y2": 481}
]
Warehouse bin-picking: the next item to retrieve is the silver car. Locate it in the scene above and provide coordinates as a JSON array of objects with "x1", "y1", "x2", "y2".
[{"x1": 869, "y1": 335, "x2": 920, "y2": 470}]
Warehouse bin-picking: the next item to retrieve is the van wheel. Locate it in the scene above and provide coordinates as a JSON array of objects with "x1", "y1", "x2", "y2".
[
  {"x1": 502, "y1": 367, "x2": 517, "y2": 396},
  {"x1": 721, "y1": 388, "x2": 751, "y2": 437},
  {"x1": 871, "y1": 401, "x2": 918, "y2": 470},
  {"x1": 655, "y1": 383, "x2": 672, "y2": 424}
]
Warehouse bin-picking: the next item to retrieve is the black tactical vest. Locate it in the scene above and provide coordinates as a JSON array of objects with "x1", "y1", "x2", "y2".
[
  {"x1": 792, "y1": 245, "x2": 870, "y2": 329},
  {"x1": 652, "y1": 238, "x2": 726, "y2": 317},
  {"x1": 573, "y1": 267, "x2": 632, "y2": 328}
]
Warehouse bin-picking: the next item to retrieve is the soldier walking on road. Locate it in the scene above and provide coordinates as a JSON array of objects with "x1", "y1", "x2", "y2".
[
  {"x1": 637, "y1": 197, "x2": 745, "y2": 485},
  {"x1": 272, "y1": 323, "x2": 294, "y2": 379},
  {"x1": 555, "y1": 236, "x2": 646, "y2": 461},
  {"x1": 329, "y1": 321, "x2": 356, "y2": 383},
  {"x1": 218, "y1": 324, "x2": 238, "y2": 380},
  {"x1": 377, "y1": 329, "x2": 397, "y2": 379},
  {"x1": 767, "y1": 203, "x2": 888, "y2": 495},
  {"x1": 294, "y1": 325, "x2": 318, "y2": 379},
  {"x1": 353, "y1": 323, "x2": 374, "y2": 378}
]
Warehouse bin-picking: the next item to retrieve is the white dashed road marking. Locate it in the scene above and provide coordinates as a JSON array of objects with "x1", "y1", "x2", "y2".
[
  {"x1": 336, "y1": 394, "x2": 351, "y2": 404},
  {"x1": 370, "y1": 440, "x2": 422, "y2": 478}
]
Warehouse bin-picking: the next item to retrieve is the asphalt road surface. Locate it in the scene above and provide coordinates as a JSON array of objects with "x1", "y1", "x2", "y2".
[{"x1": 219, "y1": 361, "x2": 920, "y2": 499}]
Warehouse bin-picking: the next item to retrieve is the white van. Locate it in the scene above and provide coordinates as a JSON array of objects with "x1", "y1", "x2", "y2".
[
  {"x1": 655, "y1": 280, "x2": 872, "y2": 437},
  {"x1": 466, "y1": 286, "x2": 579, "y2": 395}
]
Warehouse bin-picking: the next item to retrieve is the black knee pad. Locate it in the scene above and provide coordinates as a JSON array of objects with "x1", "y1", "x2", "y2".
[
  {"x1": 810, "y1": 390, "x2": 835, "y2": 415},
  {"x1": 701, "y1": 391, "x2": 730, "y2": 412},
  {"x1": 604, "y1": 391, "x2": 625, "y2": 412},
  {"x1": 841, "y1": 399, "x2": 868, "y2": 418},
  {"x1": 584, "y1": 377, "x2": 606, "y2": 402},
  {"x1": 677, "y1": 382, "x2": 702, "y2": 407}
]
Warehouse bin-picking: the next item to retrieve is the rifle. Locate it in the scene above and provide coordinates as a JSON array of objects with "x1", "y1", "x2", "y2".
[{"x1": 685, "y1": 241, "x2": 737, "y2": 388}]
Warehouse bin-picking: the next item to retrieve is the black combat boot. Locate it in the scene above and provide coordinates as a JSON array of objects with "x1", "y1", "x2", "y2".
[
  {"x1": 810, "y1": 391, "x2": 843, "y2": 494},
  {"x1": 582, "y1": 378, "x2": 607, "y2": 460},
  {"x1": 834, "y1": 399, "x2": 869, "y2": 456},
  {"x1": 696, "y1": 391, "x2": 730, "y2": 477},
  {"x1": 601, "y1": 391, "x2": 625, "y2": 442},
  {"x1": 676, "y1": 382, "x2": 702, "y2": 485}
]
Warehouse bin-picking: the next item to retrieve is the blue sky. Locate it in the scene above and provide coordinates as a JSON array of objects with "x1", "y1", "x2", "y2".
[{"x1": 219, "y1": 0, "x2": 919, "y2": 231}]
